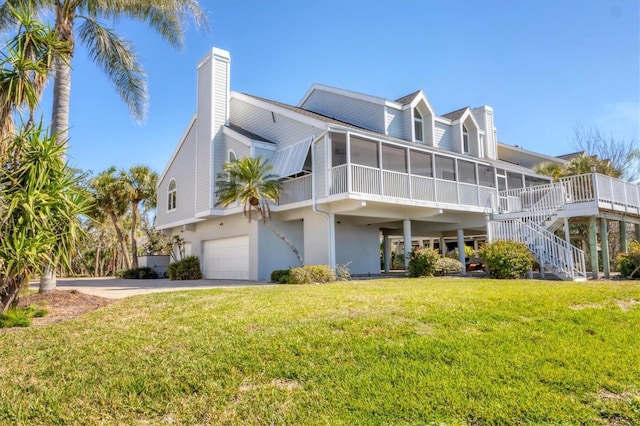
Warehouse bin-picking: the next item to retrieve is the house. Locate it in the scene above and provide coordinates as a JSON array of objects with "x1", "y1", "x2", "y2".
[{"x1": 156, "y1": 47, "x2": 640, "y2": 281}]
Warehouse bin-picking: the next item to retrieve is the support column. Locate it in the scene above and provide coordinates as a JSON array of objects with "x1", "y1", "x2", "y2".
[
  {"x1": 457, "y1": 229, "x2": 467, "y2": 276},
  {"x1": 601, "y1": 217, "x2": 610, "y2": 279},
  {"x1": 383, "y1": 234, "x2": 391, "y2": 273},
  {"x1": 589, "y1": 217, "x2": 599, "y2": 280},
  {"x1": 403, "y1": 219, "x2": 412, "y2": 270},
  {"x1": 620, "y1": 221, "x2": 627, "y2": 253},
  {"x1": 440, "y1": 237, "x2": 447, "y2": 256},
  {"x1": 564, "y1": 217, "x2": 571, "y2": 244}
]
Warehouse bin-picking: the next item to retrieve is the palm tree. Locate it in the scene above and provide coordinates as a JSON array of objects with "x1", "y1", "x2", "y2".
[
  {"x1": 88, "y1": 166, "x2": 131, "y2": 269},
  {"x1": 0, "y1": 3, "x2": 66, "y2": 157},
  {"x1": 215, "y1": 156, "x2": 304, "y2": 265},
  {"x1": 533, "y1": 162, "x2": 564, "y2": 182},
  {"x1": 0, "y1": 0, "x2": 207, "y2": 146},
  {"x1": 119, "y1": 165, "x2": 157, "y2": 269}
]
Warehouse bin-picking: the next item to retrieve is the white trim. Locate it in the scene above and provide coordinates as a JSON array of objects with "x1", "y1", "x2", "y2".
[
  {"x1": 156, "y1": 217, "x2": 205, "y2": 231},
  {"x1": 167, "y1": 178, "x2": 177, "y2": 212},
  {"x1": 228, "y1": 149, "x2": 237, "y2": 162}
]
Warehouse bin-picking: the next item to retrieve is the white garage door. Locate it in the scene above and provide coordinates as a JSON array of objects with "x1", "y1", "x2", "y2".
[{"x1": 203, "y1": 235, "x2": 249, "y2": 279}]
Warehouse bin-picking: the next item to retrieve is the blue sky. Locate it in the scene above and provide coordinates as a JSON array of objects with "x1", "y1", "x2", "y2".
[{"x1": 39, "y1": 0, "x2": 640, "y2": 175}]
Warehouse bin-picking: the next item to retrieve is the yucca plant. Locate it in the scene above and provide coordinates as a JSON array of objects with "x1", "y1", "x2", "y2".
[{"x1": 0, "y1": 123, "x2": 92, "y2": 311}]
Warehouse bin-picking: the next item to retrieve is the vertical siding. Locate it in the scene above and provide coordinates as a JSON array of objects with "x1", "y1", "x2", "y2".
[
  {"x1": 471, "y1": 106, "x2": 497, "y2": 159},
  {"x1": 157, "y1": 122, "x2": 198, "y2": 227},
  {"x1": 314, "y1": 135, "x2": 327, "y2": 198},
  {"x1": 196, "y1": 58, "x2": 213, "y2": 213},
  {"x1": 302, "y1": 90, "x2": 384, "y2": 133},
  {"x1": 450, "y1": 123, "x2": 461, "y2": 152}
]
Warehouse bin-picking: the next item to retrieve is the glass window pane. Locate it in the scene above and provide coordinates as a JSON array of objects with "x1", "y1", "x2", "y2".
[
  {"x1": 350, "y1": 136, "x2": 379, "y2": 168},
  {"x1": 478, "y1": 166, "x2": 495, "y2": 187},
  {"x1": 458, "y1": 160, "x2": 476, "y2": 184},
  {"x1": 435, "y1": 155, "x2": 456, "y2": 181},
  {"x1": 331, "y1": 132, "x2": 347, "y2": 166},
  {"x1": 382, "y1": 144, "x2": 406, "y2": 172},
  {"x1": 410, "y1": 150, "x2": 432, "y2": 177},
  {"x1": 507, "y1": 172, "x2": 523, "y2": 189},
  {"x1": 525, "y1": 175, "x2": 550, "y2": 187}
]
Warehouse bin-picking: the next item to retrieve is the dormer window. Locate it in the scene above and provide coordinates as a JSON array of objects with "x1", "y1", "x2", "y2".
[
  {"x1": 463, "y1": 125, "x2": 469, "y2": 154},
  {"x1": 228, "y1": 149, "x2": 237, "y2": 162},
  {"x1": 414, "y1": 109, "x2": 424, "y2": 142},
  {"x1": 167, "y1": 179, "x2": 177, "y2": 211}
]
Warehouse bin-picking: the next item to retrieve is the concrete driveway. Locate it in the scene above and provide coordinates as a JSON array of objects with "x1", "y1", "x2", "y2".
[{"x1": 29, "y1": 277, "x2": 272, "y2": 299}]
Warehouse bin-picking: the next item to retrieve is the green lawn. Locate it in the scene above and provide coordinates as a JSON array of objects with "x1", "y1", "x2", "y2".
[{"x1": 1, "y1": 278, "x2": 639, "y2": 425}]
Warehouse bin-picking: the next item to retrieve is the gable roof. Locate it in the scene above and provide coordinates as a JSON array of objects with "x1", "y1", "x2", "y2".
[
  {"x1": 395, "y1": 90, "x2": 422, "y2": 105},
  {"x1": 441, "y1": 107, "x2": 469, "y2": 121}
]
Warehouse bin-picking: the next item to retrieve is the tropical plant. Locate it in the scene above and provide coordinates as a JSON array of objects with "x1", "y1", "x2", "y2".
[
  {"x1": 88, "y1": 166, "x2": 131, "y2": 269},
  {"x1": 435, "y1": 257, "x2": 464, "y2": 276},
  {"x1": 0, "y1": 123, "x2": 91, "y2": 310},
  {"x1": 119, "y1": 165, "x2": 157, "y2": 269},
  {"x1": 287, "y1": 265, "x2": 336, "y2": 284},
  {"x1": 215, "y1": 156, "x2": 303, "y2": 265},
  {"x1": 615, "y1": 240, "x2": 640, "y2": 279},
  {"x1": 0, "y1": 0, "x2": 207, "y2": 147},
  {"x1": 167, "y1": 256, "x2": 201, "y2": 280}
]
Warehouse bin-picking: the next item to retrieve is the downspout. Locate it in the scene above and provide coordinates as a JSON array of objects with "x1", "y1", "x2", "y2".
[{"x1": 311, "y1": 130, "x2": 336, "y2": 270}]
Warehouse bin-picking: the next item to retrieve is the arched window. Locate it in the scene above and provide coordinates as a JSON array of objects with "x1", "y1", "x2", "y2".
[
  {"x1": 462, "y1": 125, "x2": 469, "y2": 153},
  {"x1": 167, "y1": 179, "x2": 177, "y2": 211},
  {"x1": 414, "y1": 109, "x2": 424, "y2": 142},
  {"x1": 228, "y1": 149, "x2": 237, "y2": 162}
]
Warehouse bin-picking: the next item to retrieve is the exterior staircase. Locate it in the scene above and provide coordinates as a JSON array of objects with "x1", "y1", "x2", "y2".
[{"x1": 488, "y1": 181, "x2": 587, "y2": 281}]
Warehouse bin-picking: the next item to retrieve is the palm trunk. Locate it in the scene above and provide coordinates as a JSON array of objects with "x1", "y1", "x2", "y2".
[
  {"x1": 110, "y1": 211, "x2": 131, "y2": 270},
  {"x1": 131, "y1": 202, "x2": 139, "y2": 269},
  {"x1": 1, "y1": 275, "x2": 26, "y2": 313},
  {"x1": 50, "y1": 52, "x2": 71, "y2": 151},
  {"x1": 262, "y1": 221, "x2": 304, "y2": 265}
]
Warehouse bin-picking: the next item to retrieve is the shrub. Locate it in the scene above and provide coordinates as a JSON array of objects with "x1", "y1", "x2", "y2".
[
  {"x1": 167, "y1": 256, "x2": 202, "y2": 280},
  {"x1": 336, "y1": 262, "x2": 352, "y2": 281},
  {"x1": 287, "y1": 265, "x2": 336, "y2": 284},
  {"x1": 446, "y1": 246, "x2": 475, "y2": 260},
  {"x1": 479, "y1": 240, "x2": 535, "y2": 279},
  {"x1": 615, "y1": 241, "x2": 640, "y2": 278},
  {"x1": 435, "y1": 257, "x2": 464, "y2": 276},
  {"x1": 270, "y1": 269, "x2": 291, "y2": 284},
  {"x1": 117, "y1": 267, "x2": 159, "y2": 279},
  {"x1": 408, "y1": 248, "x2": 441, "y2": 277}
]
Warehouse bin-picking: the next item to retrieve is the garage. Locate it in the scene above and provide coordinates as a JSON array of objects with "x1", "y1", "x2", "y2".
[{"x1": 203, "y1": 235, "x2": 250, "y2": 279}]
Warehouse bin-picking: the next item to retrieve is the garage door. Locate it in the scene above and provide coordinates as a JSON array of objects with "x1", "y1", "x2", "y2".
[{"x1": 203, "y1": 235, "x2": 249, "y2": 279}]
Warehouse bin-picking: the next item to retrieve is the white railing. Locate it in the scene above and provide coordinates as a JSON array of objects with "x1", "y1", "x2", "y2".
[
  {"x1": 279, "y1": 174, "x2": 312, "y2": 205},
  {"x1": 329, "y1": 164, "x2": 348, "y2": 195},
  {"x1": 382, "y1": 169, "x2": 410, "y2": 198},
  {"x1": 411, "y1": 175, "x2": 435, "y2": 202},
  {"x1": 490, "y1": 218, "x2": 586, "y2": 280}
]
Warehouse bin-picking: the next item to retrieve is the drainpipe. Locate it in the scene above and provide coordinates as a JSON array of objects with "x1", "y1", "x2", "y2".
[{"x1": 311, "y1": 131, "x2": 336, "y2": 270}]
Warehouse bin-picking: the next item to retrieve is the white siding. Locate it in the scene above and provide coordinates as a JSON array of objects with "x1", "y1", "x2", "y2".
[
  {"x1": 314, "y1": 135, "x2": 328, "y2": 199},
  {"x1": 157, "y1": 121, "x2": 197, "y2": 227},
  {"x1": 434, "y1": 121, "x2": 452, "y2": 150},
  {"x1": 450, "y1": 123, "x2": 461, "y2": 153},
  {"x1": 212, "y1": 134, "x2": 251, "y2": 206},
  {"x1": 385, "y1": 107, "x2": 404, "y2": 138},
  {"x1": 196, "y1": 59, "x2": 213, "y2": 213},
  {"x1": 472, "y1": 106, "x2": 497, "y2": 159},
  {"x1": 302, "y1": 90, "x2": 384, "y2": 133},
  {"x1": 230, "y1": 98, "x2": 323, "y2": 149}
]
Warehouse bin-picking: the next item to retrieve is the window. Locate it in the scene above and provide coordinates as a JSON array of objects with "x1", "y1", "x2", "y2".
[
  {"x1": 525, "y1": 175, "x2": 550, "y2": 187},
  {"x1": 167, "y1": 179, "x2": 177, "y2": 211},
  {"x1": 457, "y1": 160, "x2": 477, "y2": 184},
  {"x1": 462, "y1": 125, "x2": 469, "y2": 153},
  {"x1": 350, "y1": 136, "x2": 379, "y2": 168},
  {"x1": 507, "y1": 172, "x2": 523, "y2": 189},
  {"x1": 228, "y1": 150, "x2": 237, "y2": 162},
  {"x1": 435, "y1": 155, "x2": 456, "y2": 181},
  {"x1": 381, "y1": 144, "x2": 406, "y2": 172},
  {"x1": 410, "y1": 150, "x2": 432, "y2": 177},
  {"x1": 478, "y1": 166, "x2": 495, "y2": 187},
  {"x1": 331, "y1": 132, "x2": 347, "y2": 166},
  {"x1": 414, "y1": 109, "x2": 423, "y2": 142}
]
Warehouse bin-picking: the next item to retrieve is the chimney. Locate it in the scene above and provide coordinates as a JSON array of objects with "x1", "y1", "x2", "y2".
[{"x1": 195, "y1": 47, "x2": 230, "y2": 213}]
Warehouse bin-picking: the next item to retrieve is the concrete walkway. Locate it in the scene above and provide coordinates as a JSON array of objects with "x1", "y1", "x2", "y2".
[{"x1": 29, "y1": 277, "x2": 272, "y2": 299}]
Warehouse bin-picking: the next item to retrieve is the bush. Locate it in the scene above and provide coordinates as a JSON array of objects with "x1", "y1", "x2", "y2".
[
  {"x1": 270, "y1": 269, "x2": 291, "y2": 284},
  {"x1": 287, "y1": 265, "x2": 336, "y2": 284},
  {"x1": 167, "y1": 256, "x2": 202, "y2": 280},
  {"x1": 435, "y1": 257, "x2": 464, "y2": 276},
  {"x1": 479, "y1": 240, "x2": 535, "y2": 279},
  {"x1": 408, "y1": 248, "x2": 441, "y2": 277},
  {"x1": 117, "y1": 267, "x2": 159, "y2": 279},
  {"x1": 616, "y1": 241, "x2": 640, "y2": 278},
  {"x1": 446, "y1": 246, "x2": 475, "y2": 260}
]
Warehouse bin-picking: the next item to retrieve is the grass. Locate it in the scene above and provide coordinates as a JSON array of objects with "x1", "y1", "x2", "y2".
[
  {"x1": 0, "y1": 305, "x2": 48, "y2": 328},
  {"x1": 0, "y1": 278, "x2": 639, "y2": 425}
]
